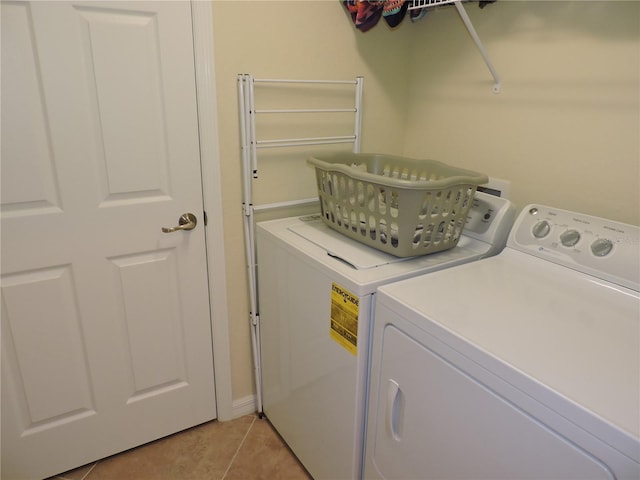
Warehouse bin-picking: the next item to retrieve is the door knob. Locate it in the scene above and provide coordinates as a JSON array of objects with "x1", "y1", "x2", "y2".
[{"x1": 162, "y1": 213, "x2": 197, "y2": 233}]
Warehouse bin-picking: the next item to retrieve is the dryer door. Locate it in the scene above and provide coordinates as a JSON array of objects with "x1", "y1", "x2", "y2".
[{"x1": 365, "y1": 320, "x2": 615, "y2": 480}]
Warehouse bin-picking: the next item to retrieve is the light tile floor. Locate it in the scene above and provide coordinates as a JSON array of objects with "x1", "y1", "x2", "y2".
[{"x1": 50, "y1": 414, "x2": 312, "y2": 480}]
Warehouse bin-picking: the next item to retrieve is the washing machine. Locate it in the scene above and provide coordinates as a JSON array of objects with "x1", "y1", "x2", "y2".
[
  {"x1": 364, "y1": 204, "x2": 640, "y2": 479},
  {"x1": 256, "y1": 191, "x2": 515, "y2": 480}
]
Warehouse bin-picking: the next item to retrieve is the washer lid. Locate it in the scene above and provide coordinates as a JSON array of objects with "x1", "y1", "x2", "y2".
[
  {"x1": 258, "y1": 214, "x2": 493, "y2": 296},
  {"x1": 288, "y1": 220, "x2": 410, "y2": 270}
]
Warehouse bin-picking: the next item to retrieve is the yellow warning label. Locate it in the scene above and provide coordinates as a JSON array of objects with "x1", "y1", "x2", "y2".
[{"x1": 330, "y1": 282, "x2": 359, "y2": 356}]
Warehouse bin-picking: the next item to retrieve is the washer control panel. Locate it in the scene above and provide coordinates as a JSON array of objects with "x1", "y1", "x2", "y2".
[
  {"x1": 508, "y1": 205, "x2": 639, "y2": 291},
  {"x1": 464, "y1": 192, "x2": 515, "y2": 239}
]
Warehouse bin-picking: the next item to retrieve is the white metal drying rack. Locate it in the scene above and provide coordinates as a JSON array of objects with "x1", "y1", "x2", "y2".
[
  {"x1": 238, "y1": 74, "x2": 364, "y2": 414},
  {"x1": 410, "y1": 0, "x2": 501, "y2": 93}
]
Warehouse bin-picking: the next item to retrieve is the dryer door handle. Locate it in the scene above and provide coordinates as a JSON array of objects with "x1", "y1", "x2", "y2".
[{"x1": 386, "y1": 378, "x2": 403, "y2": 442}]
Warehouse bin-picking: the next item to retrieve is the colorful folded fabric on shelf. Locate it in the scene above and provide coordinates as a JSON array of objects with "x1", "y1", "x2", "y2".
[
  {"x1": 342, "y1": 0, "x2": 428, "y2": 31},
  {"x1": 343, "y1": 1, "x2": 495, "y2": 31},
  {"x1": 479, "y1": 0, "x2": 497, "y2": 8},
  {"x1": 382, "y1": 0, "x2": 409, "y2": 27},
  {"x1": 343, "y1": 0, "x2": 384, "y2": 32}
]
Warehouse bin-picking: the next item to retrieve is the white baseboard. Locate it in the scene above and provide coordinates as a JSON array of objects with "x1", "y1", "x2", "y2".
[{"x1": 230, "y1": 394, "x2": 257, "y2": 419}]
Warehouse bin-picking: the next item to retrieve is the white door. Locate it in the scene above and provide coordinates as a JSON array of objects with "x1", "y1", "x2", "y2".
[{"x1": 1, "y1": 2, "x2": 216, "y2": 478}]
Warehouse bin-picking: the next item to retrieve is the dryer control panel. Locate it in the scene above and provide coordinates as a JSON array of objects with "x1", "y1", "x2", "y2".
[{"x1": 508, "y1": 204, "x2": 639, "y2": 291}]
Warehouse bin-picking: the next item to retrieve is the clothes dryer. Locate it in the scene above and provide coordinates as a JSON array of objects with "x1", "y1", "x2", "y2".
[
  {"x1": 256, "y1": 192, "x2": 514, "y2": 480},
  {"x1": 365, "y1": 205, "x2": 639, "y2": 479}
]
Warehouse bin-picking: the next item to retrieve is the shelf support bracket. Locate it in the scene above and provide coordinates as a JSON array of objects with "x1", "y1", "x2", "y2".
[
  {"x1": 453, "y1": 1, "x2": 501, "y2": 93},
  {"x1": 410, "y1": 0, "x2": 501, "y2": 93}
]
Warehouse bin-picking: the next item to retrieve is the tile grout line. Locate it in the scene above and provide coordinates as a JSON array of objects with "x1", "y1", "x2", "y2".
[
  {"x1": 55, "y1": 460, "x2": 98, "y2": 480},
  {"x1": 221, "y1": 415, "x2": 257, "y2": 480},
  {"x1": 79, "y1": 461, "x2": 99, "y2": 480}
]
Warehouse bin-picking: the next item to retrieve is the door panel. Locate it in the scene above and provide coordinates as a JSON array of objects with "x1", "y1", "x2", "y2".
[
  {"x1": 1, "y1": 2, "x2": 62, "y2": 216},
  {"x1": 1, "y1": 2, "x2": 216, "y2": 478},
  {"x1": 2, "y1": 266, "x2": 95, "y2": 425},
  {"x1": 80, "y1": 6, "x2": 172, "y2": 202},
  {"x1": 111, "y1": 249, "x2": 187, "y2": 395}
]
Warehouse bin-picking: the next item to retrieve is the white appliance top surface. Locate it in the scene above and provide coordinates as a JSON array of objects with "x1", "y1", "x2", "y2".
[
  {"x1": 288, "y1": 220, "x2": 410, "y2": 270},
  {"x1": 257, "y1": 215, "x2": 492, "y2": 296},
  {"x1": 377, "y1": 248, "x2": 640, "y2": 443}
]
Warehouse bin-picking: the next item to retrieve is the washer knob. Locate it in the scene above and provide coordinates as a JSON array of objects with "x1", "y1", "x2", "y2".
[
  {"x1": 560, "y1": 229, "x2": 581, "y2": 247},
  {"x1": 532, "y1": 220, "x2": 551, "y2": 239},
  {"x1": 591, "y1": 238, "x2": 614, "y2": 257}
]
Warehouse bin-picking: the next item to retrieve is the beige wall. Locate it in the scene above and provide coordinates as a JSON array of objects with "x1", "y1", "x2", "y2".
[
  {"x1": 211, "y1": 1, "x2": 640, "y2": 404},
  {"x1": 402, "y1": 1, "x2": 640, "y2": 224},
  {"x1": 211, "y1": 1, "x2": 414, "y2": 401}
]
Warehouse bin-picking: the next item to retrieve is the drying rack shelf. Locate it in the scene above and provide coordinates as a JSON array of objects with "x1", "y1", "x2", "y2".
[
  {"x1": 237, "y1": 75, "x2": 364, "y2": 413},
  {"x1": 239, "y1": 76, "x2": 363, "y2": 180},
  {"x1": 410, "y1": 0, "x2": 501, "y2": 93}
]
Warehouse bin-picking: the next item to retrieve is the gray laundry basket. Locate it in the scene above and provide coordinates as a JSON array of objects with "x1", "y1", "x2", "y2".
[{"x1": 307, "y1": 153, "x2": 488, "y2": 257}]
